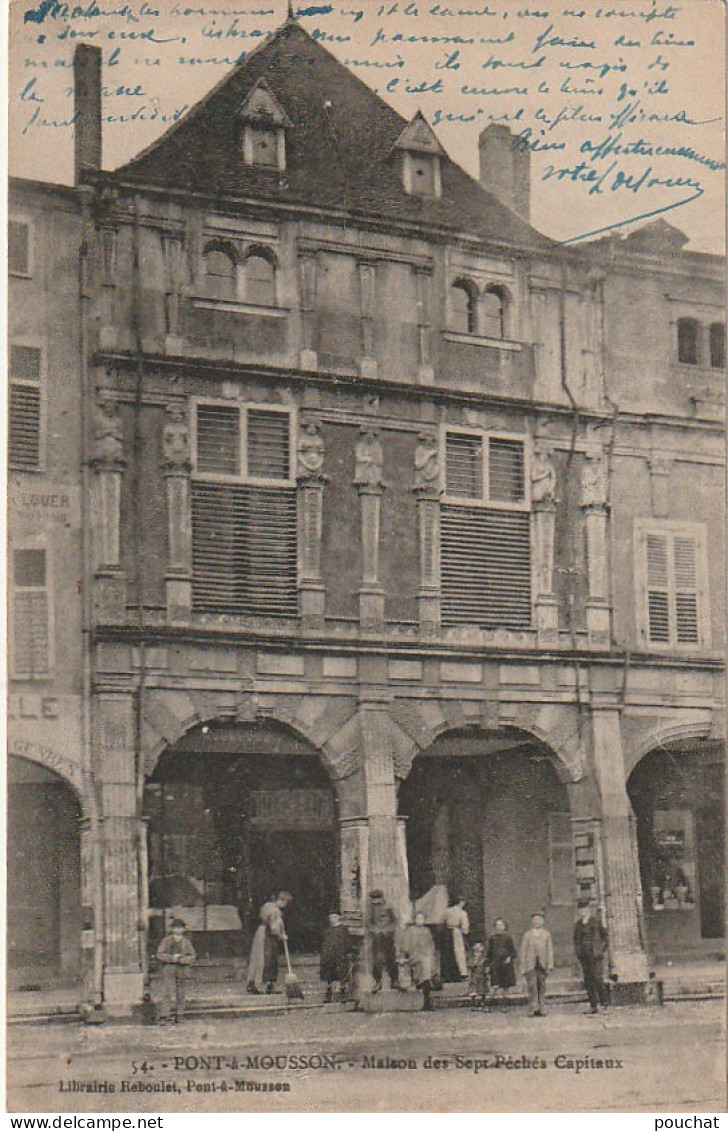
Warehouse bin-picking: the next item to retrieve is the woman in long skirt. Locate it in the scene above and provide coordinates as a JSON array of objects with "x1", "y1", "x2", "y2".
[
  {"x1": 486, "y1": 918, "x2": 517, "y2": 1000},
  {"x1": 441, "y1": 897, "x2": 470, "y2": 982},
  {"x1": 246, "y1": 892, "x2": 292, "y2": 993}
]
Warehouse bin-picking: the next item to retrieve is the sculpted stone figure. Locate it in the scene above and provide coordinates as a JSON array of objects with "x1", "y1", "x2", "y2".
[
  {"x1": 413, "y1": 432, "x2": 440, "y2": 491},
  {"x1": 163, "y1": 401, "x2": 190, "y2": 467},
  {"x1": 354, "y1": 427, "x2": 384, "y2": 489},
  {"x1": 297, "y1": 419, "x2": 325, "y2": 480},
  {"x1": 92, "y1": 395, "x2": 124, "y2": 464},
  {"x1": 581, "y1": 451, "x2": 608, "y2": 507},
  {"x1": 531, "y1": 447, "x2": 556, "y2": 504}
]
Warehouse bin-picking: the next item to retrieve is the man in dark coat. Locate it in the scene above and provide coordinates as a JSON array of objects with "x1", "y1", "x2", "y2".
[
  {"x1": 574, "y1": 902, "x2": 610, "y2": 1014},
  {"x1": 320, "y1": 911, "x2": 355, "y2": 1001},
  {"x1": 366, "y1": 889, "x2": 399, "y2": 992}
]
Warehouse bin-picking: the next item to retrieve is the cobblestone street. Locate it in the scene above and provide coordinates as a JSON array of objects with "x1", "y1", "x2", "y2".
[{"x1": 8, "y1": 1000, "x2": 725, "y2": 1114}]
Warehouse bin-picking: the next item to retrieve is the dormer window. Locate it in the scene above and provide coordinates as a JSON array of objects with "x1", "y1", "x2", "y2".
[
  {"x1": 238, "y1": 79, "x2": 292, "y2": 172},
  {"x1": 392, "y1": 111, "x2": 444, "y2": 199},
  {"x1": 203, "y1": 241, "x2": 237, "y2": 301},
  {"x1": 483, "y1": 285, "x2": 507, "y2": 339},
  {"x1": 244, "y1": 248, "x2": 277, "y2": 307}
]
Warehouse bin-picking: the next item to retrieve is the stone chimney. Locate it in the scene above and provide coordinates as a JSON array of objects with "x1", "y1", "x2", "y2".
[
  {"x1": 74, "y1": 44, "x2": 102, "y2": 184},
  {"x1": 478, "y1": 123, "x2": 530, "y2": 223}
]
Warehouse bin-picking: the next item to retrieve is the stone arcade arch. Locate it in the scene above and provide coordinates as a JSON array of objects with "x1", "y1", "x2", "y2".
[
  {"x1": 627, "y1": 735, "x2": 725, "y2": 960},
  {"x1": 143, "y1": 719, "x2": 341, "y2": 964},
  {"x1": 8, "y1": 755, "x2": 83, "y2": 989},
  {"x1": 397, "y1": 726, "x2": 579, "y2": 963}
]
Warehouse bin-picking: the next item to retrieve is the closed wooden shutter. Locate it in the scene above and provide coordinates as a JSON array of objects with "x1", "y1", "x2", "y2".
[
  {"x1": 646, "y1": 534, "x2": 670, "y2": 642},
  {"x1": 13, "y1": 549, "x2": 49, "y2": 676},
  {"x1": 196, "y1": 403, "x2": 239, "y2": 475},
  {"x1": 488, "y1": 437, "x2": 525, "y2": 503},
  {"x1": 247, "y1": 409, "x2": 289, "y2": 479},
  {"x1": 441, "y1": 506, "x2": 531, "y2": 627},
  {"x1": 191, "y1": 483, "x2": 297, "y2": 617},
  {"x1": 9, "y1": 346, "x2": 41, "y2": 471},
  {"x1": 674, "y1": 536, "x2": 699, "y2": 643},
  {"x1": 445, "y1": 432, "x2": 483, "y2": 499}
]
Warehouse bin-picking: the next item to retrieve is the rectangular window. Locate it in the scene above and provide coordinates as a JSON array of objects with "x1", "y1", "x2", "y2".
[
  {"x1": 8, "y1": 220, "x2": 30, "y2": 276},
  {"x1": 549, "y1": 814, "x2": 575, "y2": 906},
  {"x1": 441, "y1": 429, "x2": 531, "y2": 629},
  {"x1": 9, "y1": 344, "x2": 42, "y2": 471},
  {"x1": 13, "y1": 548, "x2": 50, "y2": 677},
  {"x1": 638, "y1": 522, "x2": 707, "y2": 647},
  {"x1": 192, "y1": 401, "x2": 297, "y2": 618}
]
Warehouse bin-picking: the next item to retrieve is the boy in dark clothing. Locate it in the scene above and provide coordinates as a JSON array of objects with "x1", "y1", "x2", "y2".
[
  {"x1": 320, "y1": 912, "x2": 355, "y2": 1002},
  {"x1": 157, "y1": 918, "x2": 196, "y2": 1024},
  {"x1": 574, "y1": 902, "x2": 610, "y2": 1014},
  {"x1": 366, "y1": 889, "x2": 398, "y2": 992}
]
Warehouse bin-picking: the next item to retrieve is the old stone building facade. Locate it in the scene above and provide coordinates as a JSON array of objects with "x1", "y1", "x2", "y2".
[{"x1": 8, "y1": 15, "x2": 725, "y2": 1011}]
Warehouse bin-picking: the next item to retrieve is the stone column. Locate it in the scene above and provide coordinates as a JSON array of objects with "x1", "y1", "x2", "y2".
[
  {"x1": 357, "y1": 261, "x2": 378, "y2": 379},
  {"x1": 94, "y1": 692, "x2": 144, "y2": 1010},
  {"x1": 299, "y1": 253, "x2": 318, "y2": 370},
  {"x1": 413, "y1": 431, "x2": 441, "y2": 635},
  {"x1": 91, "y1": 393, "x2": 127, "y2": 621},
  {"x1": 79, "y1": 816, "x2": 102, "y2": 1009},
  {"x1": 162, "y1": 233, "x2": 185, "y2": 352},
  {"x1": 296, "y1": 418, "x2": 326, "y2": 628},
  {"x1": 339, "y1": 817, "x2": 369, "y2": 927},
  {"x1": 98, "y1": 226, "x2": 118, "y2": 350},
  {"x1": 590, "y1": 708, "x2": 648, "y2": 986},
  {"x1": 414, "y1": 266, "x2": 434, "y2": 384},
  {"x1": 581, "y1": 451, "x2": 611, "y2": 648},
  {"x1": 162, "y1": 401, "x2": 192, "y2": 621},
  {"x1": 354, "y1": 428, "x2": 385, "y2": 632},
  {"x1": 531, "y1": 446, "x2": 559, "y2": 644}
]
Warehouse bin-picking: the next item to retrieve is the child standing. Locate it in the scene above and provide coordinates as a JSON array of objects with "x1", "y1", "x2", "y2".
[
  {"x1": 486, "y1": 918, "x2": 518, "y2": 1001},
  {"x1": 320, "y1": 911, "x2": 355, "y2": 1002},
  {"x1": 157, "y1": 918, "x2": 196, "y2": 1024},
  {"x1": 402, "y1": 911, "x2": 437, "y2": 1011},
  {"x1": 467, "y1": 941, "x2": 488, "y2": 1010}
]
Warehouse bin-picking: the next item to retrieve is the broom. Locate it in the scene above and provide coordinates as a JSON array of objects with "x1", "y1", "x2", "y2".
[{"x1": 282, "y1": 934, "x2": 304, "y2": 1001}]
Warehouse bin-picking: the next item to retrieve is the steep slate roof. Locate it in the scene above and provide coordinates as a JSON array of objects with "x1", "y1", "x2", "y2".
[{"x1": 115, "y1": 17, "x2": 551, "y2": 251}]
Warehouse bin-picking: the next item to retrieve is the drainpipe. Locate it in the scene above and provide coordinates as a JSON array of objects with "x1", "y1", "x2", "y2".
[{"x1": 78, "y1": 187, "x2": 106, "y2": 1012}]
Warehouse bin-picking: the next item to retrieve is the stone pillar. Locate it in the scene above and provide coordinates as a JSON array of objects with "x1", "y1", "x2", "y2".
[
  {"x1": 299, "y1": 253, "x2": 318, "y2": 370},
  {"x1": 581, "y1": 451, "x2": 611, "y2": 647},
  {"x1": 296, "y1": 418, "x2": 326, "y2": 628},
  {"x1": 414, "y1": 266, "x2": 434, "y2": 384},
  {"x1": 98, "y1": 225, "x2": 117, "y2": 349},
  {"x1": 412, "y1": 431, "x2": 441, "y2": 635},
  {"x1": 648, "y1": 456, "x2": 671, "y2": 519},
  {"x1": 91, "y1": 393, "x2": 127, "y2": 621},
  {"x1": 359, "y1": 697, "x2": 410, "y2": 923},
  {"x1": 79, "y1": 815, "x2": 102, "y2": 1008},
  {"x1": 94, "y1": 692, "x2": 144, "y2": 1010},
  {"x1": 531, "y1": 446, "x2": 558, "y2": 644},
  {"x1": 162, "y1": 401, "x2": 192, "y2": 621},
  {"x1": 590, "y1": 709, "x2": 648, "y2": 986},
  {"x1": 357, "y1": 261, "x2": 378, "y2": 379},
  {"x1": 162, "y1": 233, "x2": 185, "y2": 351},
  {"x1": 354, "y1": 428, "x2": 385, "y2": 631},
  {"x1": 339, "y1": 817, "x2": 369, "y2": 927}
]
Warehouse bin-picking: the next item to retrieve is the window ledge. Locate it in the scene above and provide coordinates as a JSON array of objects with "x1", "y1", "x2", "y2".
[
  {"x1": 192, "y1": 297, "x2": 289, "y2": 318},
  {"x1": 442, "y1": 331, "x2": 521, "y2": 351}
]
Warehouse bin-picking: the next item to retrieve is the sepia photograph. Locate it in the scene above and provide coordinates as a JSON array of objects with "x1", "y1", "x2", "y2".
[{"x1": 5, "y1": 0, "x2": 726, "y2": 1114}]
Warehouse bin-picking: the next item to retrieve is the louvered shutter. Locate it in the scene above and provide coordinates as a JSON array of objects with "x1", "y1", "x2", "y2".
[
  {"x1": 488, "y1": 437, "x2": 525, "y2": 503},
  {"x1": 192, "y1": 484, "x2": 297, "y2": 617},
  {"x1": 646, "y1": 534, "x2": 670, "y2": 643},
  {"x1": 13, "y1": 549, "x2": 49, "y2": 676},
  {"x1": 674, "y1": 536, "x2": 699, "y2": 643},
  {"x1": 9, "y1": 346, "x2": 41, "y2": 471},
  {"x1": 441, "y1": 507, "x2": 531, "y2": 627},
  {"x1": 247, "y1": 409, "x2": 289, "y2": 479},
  {"x1": 445, "y1": 432, "x2": 483, "y2": 499},
  {"x1": 196, "y1": 403, "x2": 239, "y2": 475}
]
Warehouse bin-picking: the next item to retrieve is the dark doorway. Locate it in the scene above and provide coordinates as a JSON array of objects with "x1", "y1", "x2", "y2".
[{"x1": 145, "y1": 723, "x2": 338, "y2": 958}]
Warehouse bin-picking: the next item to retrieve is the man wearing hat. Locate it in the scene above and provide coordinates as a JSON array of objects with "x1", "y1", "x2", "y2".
[
  {"x1": 157, "y1": 918, "x2": 196, "y2": 1024},
  {"x1": 520, "y1": 911, "x2": 554, "y2": 1017},
  {"x1": 574, "y1": 901, "x2": 610, "y2": 1014},
  {"x1": 366, "y1": 890, "x2": 399, "y2": 992}
]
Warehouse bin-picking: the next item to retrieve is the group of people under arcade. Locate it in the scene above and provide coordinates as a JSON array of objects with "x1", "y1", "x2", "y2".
[{"x1": 155, "y1": 890, "x2": 610, "y2": 1024}]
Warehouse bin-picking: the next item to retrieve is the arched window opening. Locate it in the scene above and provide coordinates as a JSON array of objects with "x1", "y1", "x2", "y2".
[
  {"x1": 709, "y1": 322, "x2": 725, "y2": 370},
  {"x1": 451, "y1": 280, "x2": 477, "y2": 335},
  {"x1": 677, "y1": 317, "x2": 700, "y2": 365},
  {"x1": 483, "y1": 285, "x2": 507, "y2": 339},
  {"x1": 245, "y1": 250, "x2": 277, "y2": 307},
  {"x1": 203, "y1": 244, "x2": 237, "y2": 301}
]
